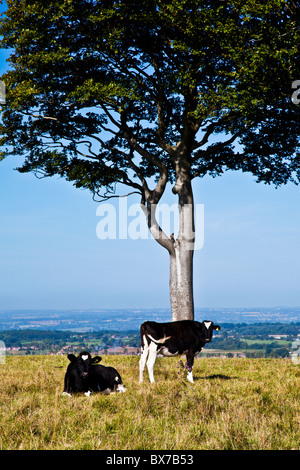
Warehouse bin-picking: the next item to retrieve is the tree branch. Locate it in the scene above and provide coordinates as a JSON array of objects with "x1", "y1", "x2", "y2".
[
  {"x1": 141, "y1": 201, "x2": 175, "y2": 256},
  {"x1": 92, "y1": 190, "x2": 142, "y2": 203}
]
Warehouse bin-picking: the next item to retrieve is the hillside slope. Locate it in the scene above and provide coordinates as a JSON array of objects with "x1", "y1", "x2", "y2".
[{"x1": 0, "y1": 355, "x2": 299, "y2": 450}]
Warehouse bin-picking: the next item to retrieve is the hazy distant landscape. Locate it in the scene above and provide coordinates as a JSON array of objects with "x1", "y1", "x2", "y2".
[
  {"x1": 0, "y1": 307, "x2": 300, "y2": 331},
  {"x1": 0, "y1": 307, "x2": 299, "y2": 359}
]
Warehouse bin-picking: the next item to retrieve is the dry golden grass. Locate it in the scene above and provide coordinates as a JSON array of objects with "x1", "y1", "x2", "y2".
[{"x1": 0, "y1": 355, "x2": 299, "y2": 450}]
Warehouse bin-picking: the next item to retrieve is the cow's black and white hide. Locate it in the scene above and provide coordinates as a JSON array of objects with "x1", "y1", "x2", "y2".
[
  {"x1": 139, "y1": 320, "x2": 221, "y2": 383},
  {"x1": 88, "y1": 364, "x2": 126, "y2": 395},
  {"x1": 62, "y1": 351, "x2": 126, "y2": 396}
]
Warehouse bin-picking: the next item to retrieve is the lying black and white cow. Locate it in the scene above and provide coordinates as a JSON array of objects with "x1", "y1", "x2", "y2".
[
  {"x1": 62, "y1": 351, "x2": 126, "y2": 396},
  {"x1": 139, "y1": 320, "x2": 221, "y2": 383}
]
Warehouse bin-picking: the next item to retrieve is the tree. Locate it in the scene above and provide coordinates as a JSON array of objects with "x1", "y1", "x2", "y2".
[{"x1": 1, "y1": 0, "x2": 300, "y2": 321}]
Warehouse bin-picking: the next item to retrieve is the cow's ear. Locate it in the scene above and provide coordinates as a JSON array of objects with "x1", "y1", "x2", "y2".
[
  {"x1": 67, "y1": 354, "x2": 77, "y2": 362},
  {"x1": 92, "y1": 356, "x2": 102, "y2": 364},
  {"x1": 213, "y1": 325, "x2": 221, "y2": 331}
]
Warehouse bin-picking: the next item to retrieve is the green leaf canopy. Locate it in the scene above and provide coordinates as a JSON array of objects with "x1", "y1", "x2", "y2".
[{"x1": 1, "y1": 0, "x2": 300, "y2": 200}]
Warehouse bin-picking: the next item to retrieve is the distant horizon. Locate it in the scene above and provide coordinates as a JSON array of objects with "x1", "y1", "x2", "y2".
[
  {"x1": 1, "y1": 305, "x2": 300, "y2": 312},
  {"x1": 0, "y1": 306, "x2": 299, "y2": 331}
]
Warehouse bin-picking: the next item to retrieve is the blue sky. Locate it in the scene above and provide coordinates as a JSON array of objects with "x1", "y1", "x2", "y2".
[
  {"x1": 0, "y1": 3, "x2": 300, "y2": 311},
  {"x1": 1, "y1": 153, "x2": 300, "y2": 310}
]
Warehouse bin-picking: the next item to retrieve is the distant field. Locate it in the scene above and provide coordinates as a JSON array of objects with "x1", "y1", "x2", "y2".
[
  {"x1": 243, "y1": 339, "x2": 290, "y2": 346},
  {"x1": 0, "y1": 355, "x2": 299, "y2": 450}
]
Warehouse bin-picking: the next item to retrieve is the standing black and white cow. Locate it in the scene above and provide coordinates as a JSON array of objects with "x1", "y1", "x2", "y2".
[
  {"x1": 139, "y1": 320, "x2": 221, "y2": 383},
  {"x1": 63, "y1": 351, "x2": 126, "y2": 396}
]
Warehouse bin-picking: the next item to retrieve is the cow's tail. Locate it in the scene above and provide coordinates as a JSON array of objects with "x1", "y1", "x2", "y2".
[
  {"x1": 147, "y1": 334, "x2": 171, "y2": 345},
  {"x1": 140, "y1": 322, "x2": 171, "y2": 348}
]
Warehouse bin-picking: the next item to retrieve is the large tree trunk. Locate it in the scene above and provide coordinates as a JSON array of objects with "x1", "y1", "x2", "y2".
[
  {"x1": 170, "y1": 164, "x2": 195, "y2": 321},
  {"x1": 142, "y1": 158, "x2": 195, "y2": 321},
  {"x1": 169, "y1": 206, "x2": 195, "y2": 321}
]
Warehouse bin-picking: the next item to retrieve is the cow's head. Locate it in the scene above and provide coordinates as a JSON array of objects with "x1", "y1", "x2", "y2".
[
  {"x1": 201, "y1": 321, "x2": 221, "y2": 343},
  {"x1": 67, "y1": 351, "x2": 102, "y2": 380}
]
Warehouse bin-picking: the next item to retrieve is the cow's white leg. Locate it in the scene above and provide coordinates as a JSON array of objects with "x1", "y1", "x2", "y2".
[
  {"x1": 139, "y1": 336, "x2": 149, "y2": 383},
  {"x1": 187, "y1": 369, "x2": 194, "y2": 383},
  {"x1": 147, "y1": 342, "x2": 157, "y2": 383},
  {"x1": 186, "y1": 352, "x2": 196, "y2": 384}
]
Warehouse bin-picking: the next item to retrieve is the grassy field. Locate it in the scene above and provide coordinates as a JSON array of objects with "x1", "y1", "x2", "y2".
[{"x1": 0, "y1": 355, "x2": 299, "y2": 450}]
